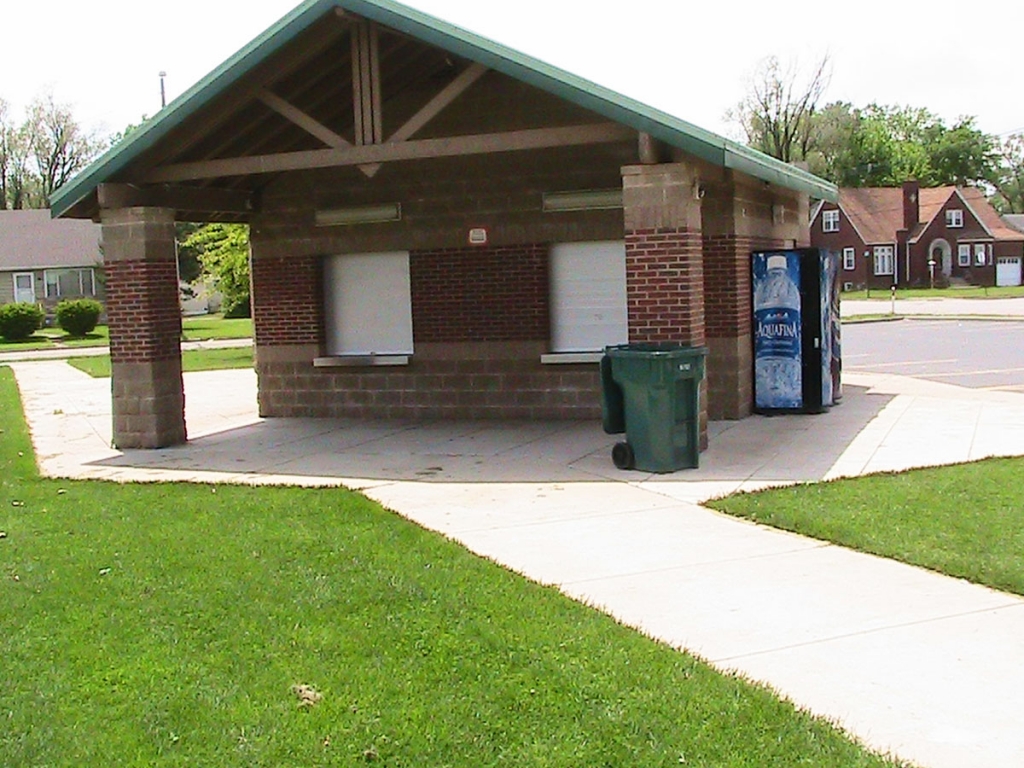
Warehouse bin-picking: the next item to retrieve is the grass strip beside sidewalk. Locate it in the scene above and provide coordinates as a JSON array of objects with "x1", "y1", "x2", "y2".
[
  {"x1": 68, "y1": 346, "x2": 254, "y2": 378},
  {"x1": 709, "y1": 457, "x2": 1024, "y2": 596},
  {"x1": 0, "y1": 366, "x2": 904, "y2": 767}
]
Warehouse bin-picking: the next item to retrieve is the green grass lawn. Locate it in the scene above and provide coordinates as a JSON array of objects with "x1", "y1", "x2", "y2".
[
  {"x1": 709, "y1": 457, "x2": 1024, "y2": 596},
  {"x1": 0, "y1": 365, "x2": 904, "y2": 767},
  {"x1": 843, "y1": 285, "x2": 1024, "y2": 300},
  {"x1": 68, "y1": 346, "x2": 254, "y2": 378},
  {"x1": 0, "y1": 314, "x2": 252, "y2": 354},
  {"x1": 181, "y1": 314, "x2": 253, "y2": 340}
]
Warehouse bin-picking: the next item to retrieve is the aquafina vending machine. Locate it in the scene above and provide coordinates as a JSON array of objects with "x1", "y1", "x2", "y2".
[{"x1": 752, "y1": 249, "x2": 840, "y2": 414}]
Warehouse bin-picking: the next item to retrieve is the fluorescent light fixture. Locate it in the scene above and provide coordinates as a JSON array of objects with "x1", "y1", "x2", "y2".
[
  {"x1": 315, "y1": 203, "x2": 401, "y2": 226},
  {"x1": 542, "y1": 189, "x2": 623, "y2": 212}
]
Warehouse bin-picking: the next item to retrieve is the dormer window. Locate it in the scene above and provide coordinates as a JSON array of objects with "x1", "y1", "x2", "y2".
[
  {"x1": 946, "y1": 209, "x2": 964, "y2": 228},
  {"x1": 822, "y1": 209, "x2": 840, "y2": 233}
]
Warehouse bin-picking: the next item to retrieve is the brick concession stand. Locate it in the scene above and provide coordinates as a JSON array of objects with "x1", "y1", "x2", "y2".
[{"x1": 51, "y1": 0, "x2": 834, "y2": 450}]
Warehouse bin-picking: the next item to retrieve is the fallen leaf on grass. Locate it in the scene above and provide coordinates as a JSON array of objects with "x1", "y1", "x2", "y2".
[{"x1": 291, "y1": 683, "x2": 322, "y2": 707}]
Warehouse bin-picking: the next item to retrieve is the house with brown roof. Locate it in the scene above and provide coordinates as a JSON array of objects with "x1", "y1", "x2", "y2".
[
  {"x1": 0, "y1": 210, "x2": 104, "y2": 313},
  {"x1": 810, "y1": 182, "x2": 1024, "y2": 289}
]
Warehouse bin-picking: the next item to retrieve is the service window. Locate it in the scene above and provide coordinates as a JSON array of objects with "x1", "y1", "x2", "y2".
[
  {"x1": 549, "y1": 241, "x2": 628, "y2": 353},
  {"x1": 323, "y1": 252, "x2": 413, "y2": 356}
]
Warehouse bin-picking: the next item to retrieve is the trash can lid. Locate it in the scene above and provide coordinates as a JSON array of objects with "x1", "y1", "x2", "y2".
[{"x1": 605, "y1": 343, "x2": 708, "y2": 357}]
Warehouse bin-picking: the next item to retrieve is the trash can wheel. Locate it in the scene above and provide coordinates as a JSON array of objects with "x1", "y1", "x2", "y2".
[{"x1": 612, "y1": 441, "x2": 635, "y2": 470}]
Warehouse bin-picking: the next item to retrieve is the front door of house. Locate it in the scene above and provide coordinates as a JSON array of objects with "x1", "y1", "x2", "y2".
[{"x1": 13, "y1": 273, "x2": 36, "y2": 303}]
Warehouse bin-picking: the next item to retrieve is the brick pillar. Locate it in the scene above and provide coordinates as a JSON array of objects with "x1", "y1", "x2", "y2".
[
  {"x1": 702, "y1": 173, "x2": 807, "y2": 419},
  {"x1": 101, "y1": 207, "x2": 185, "y2": 448},
  {"x1": 621, "y1": 162, "x2": 707, "y2": 447}
]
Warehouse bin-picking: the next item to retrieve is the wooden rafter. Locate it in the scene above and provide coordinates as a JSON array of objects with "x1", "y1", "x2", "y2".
[
  {"x1": 386, "y1": 62, "x2": 487, "y2": 144},
  {"x1": 145, "y1": 123, "x2": 635, "y2": 183},
  {"x1": 351, "y1": 20, "x2": 383, "y2": 146},
  {"x1": 258, "y1": 89, "x2": 351, "y2": 150}
]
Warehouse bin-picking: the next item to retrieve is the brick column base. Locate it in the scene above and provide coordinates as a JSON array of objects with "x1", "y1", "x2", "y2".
[{"x1": 111, "y1": 360, "x2": 186, "y2": 448}]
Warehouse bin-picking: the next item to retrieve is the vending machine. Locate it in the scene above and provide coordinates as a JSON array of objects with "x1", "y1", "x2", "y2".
[{"x1": 751, "y1": 248, "x2": 841, "y2": 414}]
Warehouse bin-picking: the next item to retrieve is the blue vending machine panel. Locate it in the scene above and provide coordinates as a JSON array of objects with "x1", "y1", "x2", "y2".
[{"x1": 753, "y1": 251, "x2": 803, "y2": 410}]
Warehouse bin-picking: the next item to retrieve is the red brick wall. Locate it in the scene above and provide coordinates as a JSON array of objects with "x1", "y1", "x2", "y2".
[
  {"x1": 410, "y1": 245, "x2": 548, "y2": 343},
  {"x1": 625, "y1": 227, "x2": 704, "y2": 344},
  {"x1": 105, "y1": 259, "x2": 182, "y2": 364},
  {"x1": 703, "y1": 235, "x2": 783, "y2": 338},
  {"x1": 251, "y1": 255, "x2": 324, "y2": 347}
]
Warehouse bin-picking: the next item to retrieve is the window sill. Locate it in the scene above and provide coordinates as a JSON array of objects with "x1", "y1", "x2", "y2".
[
  {"x1": 540, "y1": 352, "x2": 603, "y2": 365},
  {"x1": 313, "y1": 355, "x2": 410, "y2": 368}
]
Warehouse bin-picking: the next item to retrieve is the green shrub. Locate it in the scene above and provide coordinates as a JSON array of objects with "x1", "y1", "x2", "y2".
[
  {"x1": 55, "y1": 299, "x2": 104, "y2": 337},
  {"x1": 0, "y1": 302, "x2": 45, "y2": 341}
]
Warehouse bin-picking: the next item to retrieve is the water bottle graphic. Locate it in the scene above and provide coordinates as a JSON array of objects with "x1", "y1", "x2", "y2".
[{"x1": 754, "y1": 253, "x2": 802, "y2": 409}]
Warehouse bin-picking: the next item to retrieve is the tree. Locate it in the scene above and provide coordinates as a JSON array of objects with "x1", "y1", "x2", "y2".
[
  {"x1": 0, "y1": 99, "x2": 35, "y2": 209},
  {"x1": 0, "y1": 91, "x2": 104, "y2": 209},
  {"x1": 728, "y1": 55, "x2": 831, "y2": 164},
  {"x1": 182, "y1": 224, "x2": 251, "y2": 318},
  {"x1": 25, "y1": 92, "x2": 104, "y2": 205},
  {"x1": 991, "y1": 134, "x2": 1024, "y2": 214}
]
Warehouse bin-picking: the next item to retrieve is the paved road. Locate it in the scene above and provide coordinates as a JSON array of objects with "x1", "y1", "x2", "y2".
[{"x1": 843, "y1": 319, "x2": 1024, "y2": 392}]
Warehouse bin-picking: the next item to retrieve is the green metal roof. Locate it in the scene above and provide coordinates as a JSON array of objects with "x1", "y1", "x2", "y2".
[{"x1": 51, "y1": 0, "x2": 837, "y2": 218}]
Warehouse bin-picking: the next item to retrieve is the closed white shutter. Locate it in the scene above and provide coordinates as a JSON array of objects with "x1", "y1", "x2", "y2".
[
  {"x1": 549, "y1": 241, "x2": 628, "y2": 353},
  {"x1": 324, "y1": 252, "x2": 413, "y2": 356}
]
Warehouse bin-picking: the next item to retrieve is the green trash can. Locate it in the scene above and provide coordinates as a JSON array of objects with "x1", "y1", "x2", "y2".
[{"x1": 601, "y1": 343, "x2": 707, "y2": 473}]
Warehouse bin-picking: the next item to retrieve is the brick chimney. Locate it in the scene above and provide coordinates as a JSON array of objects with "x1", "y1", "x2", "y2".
[{"x1": 903, "y1": 180, "x2": 920, "y2": 230}]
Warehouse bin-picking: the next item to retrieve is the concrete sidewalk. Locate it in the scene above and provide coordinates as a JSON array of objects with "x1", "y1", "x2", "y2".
[
  {"x1": 843, "y1": 296, "x2": 1024, "y2": 318},
  {"x1": 9, "y1": 360, "x2": 1024, "y2": 768}
]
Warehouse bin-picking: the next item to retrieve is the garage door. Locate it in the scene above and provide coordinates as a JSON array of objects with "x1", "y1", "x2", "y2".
[{"x1": 996, "y1": 256, "x2": 1022, "y2": 287}]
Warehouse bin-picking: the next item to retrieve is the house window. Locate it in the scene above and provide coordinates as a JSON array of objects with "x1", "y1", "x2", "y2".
[
  {"x1": 842, "y1": 247, "x2": 856, "y2": 271},
  {"x1": 946, "y1": 209, "x2": 964, "y2": 228},
  {"x1": 873, "y1": 246, "x2": 894, "y2": 276},
  {"x1": 549, "y1": 241, "x2": 628, "y2": 353},
  {"x1": 323, "y1": 252, "x2": 413, "y2": 356},
  {"x1": 957, "y1": 244, "x2": 971, "y2": 267},
  {"x1": 822, "y1": 210, "x2": 840, "y2": 233},
  {"x1": 975, "y1": 244, "x2": 987, "y2": 266},
  {"x1": 44, "y1": 268, "x2": 95, "y2": 299}
]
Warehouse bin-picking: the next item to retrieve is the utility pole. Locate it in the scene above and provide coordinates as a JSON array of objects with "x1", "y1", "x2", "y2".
[{"x1": 159, "y1": 72, "x2": 167, "y2": 109}]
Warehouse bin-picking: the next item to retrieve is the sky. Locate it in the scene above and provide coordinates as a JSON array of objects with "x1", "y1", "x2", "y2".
[{"x1": 4, "y1": 0, "x2": 1023, "y2": 146}]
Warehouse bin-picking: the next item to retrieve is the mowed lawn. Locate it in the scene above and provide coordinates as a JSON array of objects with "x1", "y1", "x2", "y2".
[
  {"x1": 709, "y1": 457, "x2": 1024, "y2": 596},
  {"x1": 69, "y1": 346, "x2": 254, "y2": 378},
  {"x1": 0, "y1": 315, "x2": 252, "y2": 354},
  {"x1": 0, "y1": 366, "x2": 905, "y2": 767}
]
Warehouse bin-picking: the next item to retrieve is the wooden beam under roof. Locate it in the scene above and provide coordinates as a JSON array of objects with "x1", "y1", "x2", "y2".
[
  {"x1": 145, "y1": 123, "x2": 635, "y2": 183},
  {"x1": 97, "y1": 183, "x2": 255, "y2": 214}
]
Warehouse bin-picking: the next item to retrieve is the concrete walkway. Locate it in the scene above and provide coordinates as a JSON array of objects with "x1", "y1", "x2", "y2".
[{"x1": 8, "y1": 360, "x2": 1024, "y2": 768}]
